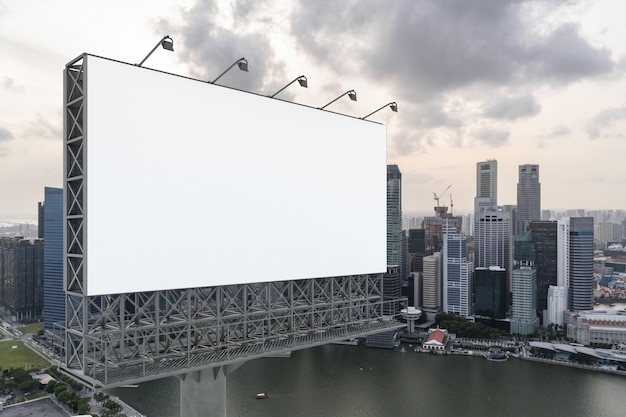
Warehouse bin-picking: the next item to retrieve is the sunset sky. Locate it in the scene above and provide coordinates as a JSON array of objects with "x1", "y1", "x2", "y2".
[{"x1": 1, "y1": 0, "x2": 625, "y2": 220}]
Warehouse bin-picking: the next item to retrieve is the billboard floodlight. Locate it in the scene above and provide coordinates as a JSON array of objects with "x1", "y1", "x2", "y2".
[
  {"x1": 361, "y1": 102, "x2": 398, "y2": 119},
  {"x1": 211, "y1": 57, "x2": 248, "y2": 84},
  {"x1": 270, "y1": 75, "x2": 308, "y2": 98},
  {"x1": 320, "y1": 89, "x2": 357, "y2": 110},
  {"x1": 137, "y1": 36, "x2": 174, "y2": 67}
]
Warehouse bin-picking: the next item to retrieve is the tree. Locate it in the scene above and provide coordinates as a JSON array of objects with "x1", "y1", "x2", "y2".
[
  {"x1": 94, "y1": 391, "x2": 109, "y2": 404},
  {"x1": 77, "y1": 397, "x2": 91, "y2": 415},
  {"x1": 56, "y1": 390, "x2": 71, "y2": 403},
  {"x1": 46, "y1": 379, "x2": 57, "y2": 393},
  {"x1": 103, "y1": 399, "x2": 122, "y2": 414}
]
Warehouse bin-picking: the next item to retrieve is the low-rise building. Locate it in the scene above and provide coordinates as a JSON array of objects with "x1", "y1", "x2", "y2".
[
  {"x1": 565, "y1": 310, "x2": 626, "y2": 345},
  {"x1": 423, "y1": 328, "x2": 448, "y2": 351}
]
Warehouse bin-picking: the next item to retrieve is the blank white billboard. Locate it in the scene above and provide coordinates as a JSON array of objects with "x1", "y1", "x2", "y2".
[{"x1": 84, "y1": 55, "x2": 386, "y2": 295}]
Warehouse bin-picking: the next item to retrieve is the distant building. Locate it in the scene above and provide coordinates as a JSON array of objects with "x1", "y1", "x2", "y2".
[
  {"x1": 407, "y1": 228, "x2": 427, "y2": 274},
  {"x1": 474, "y1": 206, "x2": 510, "y2": 284},
  {"x1": 569, "y1": 217, "x2": 594, "y2": 312},
  {"x1": 422, "y1": 252, "x2": 442, "y2": 317},
  {"x1": 530, "y1": 221, "x2": 557, "y2": 318},
  {"x1": 43, "y1": 187, "x2": 64, "y2": 332},
  {"x1": 476, "y1": 159, "x2": 497, "y2": 208},
  {"x1": 546, "y1": 285, "x2": 568, "y2": 326},
  {"x1": 565, "y1": 309, "x2": 626, "y2": 345},
  {"x1": 474, "y1": 267, "x2": 508, "y2": 319},
  {"x1": 510, "y1": 267, "x2": 539, "y2": 335},
  {"x1": 383, "y1": 265, "x2": 402, "y2": 315},
  {"x1": 595, "y1": 221, "x2": 615, "y2": 247},
  {"x1": 515, "y1": 164, "x2": 540, "y2": 236},
  {"x1": 0, "y1": 237, "x2": 44, "y2": 321},
  {"x1": 423, "y1": 215, "x2": 462, "y2": 251},
  {"x1": 443, "y1": 227, "x2": 473, "y2": 318},
  {"x1": 387, "y1": 164, "x2": 402, "y2": 267}
]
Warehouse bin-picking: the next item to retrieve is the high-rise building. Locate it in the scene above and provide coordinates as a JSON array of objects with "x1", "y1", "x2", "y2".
[
  {"x1": 569, "y1": 217, "x2": 594, "y2": 312},
  {"x1": 382, "y1": 265, "x2": 402, "y2": 314},
  {"x1": 407, "y1": 229, "x2": 427, "y2": 274},
  {"x1": 443, "y1": 227, "x2": 473, "y2": 317},
  {"x1": 546, "y1": 285, "x2": 568, "y2": 326},
  {"x1": 43, "y1": 187, "x2": 64, "y2": 332},
  {"x1": 0, "y1": 237, "x2": 44, "y2": 321},
  {"x1": 0, "y1": 237, "x2": 20, "y2": 307},
  {"x1": 557, "y1": 219, "x2": 570, "y2": 289},
  {"x1": 476, "y1": 159, "x2": 497, "y2": 207},
  {"x1": 474, "y1": 207, "x2": 510, "y2": 274},
  {"x1": 422, "y1": 252, "x2": 442, "y2": 316},
  {"x1": 474, "y1": 266, "x2": 508, "y2": 319},
  {"x1": 515, "y1": 164, "x2": 540, "y2": 236},
  {"x1": 387, "y1": 165, "x2": 402, "y2": 267},
  {"x1": 511, "y1": 266, "x2": 539, "y2": 335},
  {"x1": 595, "y1": 221, "x2": 614, "y2": 247},
  {"x1": 530, "y1": 221, "x2": 557, "y2": 317}
]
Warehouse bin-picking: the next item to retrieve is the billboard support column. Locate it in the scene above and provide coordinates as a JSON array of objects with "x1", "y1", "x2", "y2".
[{"x1": 179, "y1": 364, "x2": 244, "y2": 417}]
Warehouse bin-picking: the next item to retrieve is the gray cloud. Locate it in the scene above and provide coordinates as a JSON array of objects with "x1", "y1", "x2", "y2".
[
  {"x1": 291, "y1": 1, "x2": 614, "y2": 101},
  {"x1": 0, "y1": 127, "x2": 13, "y2": 142},
  {"x1": 165, "y1": 0, "x2": 617, "y2": 157},
  {"x1": 586, "y1": 106, "x2": 626, "y2": 139},
  {"x1": 3, "y1": 77, "x2": 24, "y2": 93},
  {"x1": 483, "y1": 94, "x2": 541, "y2": 120},
  {"x1": 160, "y1": 0, "x2": 286, "y2": 94},
  {"x1": 473, "y1": 126, "x2": 510, "y2": 148},
  {"x1": 22, "y1": 114, "x2": 62, "y2": 140},
  {"x1": 543, "y1": 124, "x2": 571, "y2": 138},
  {"x1": 0, "y1": 127, "x2": 14, "y2": 157}
]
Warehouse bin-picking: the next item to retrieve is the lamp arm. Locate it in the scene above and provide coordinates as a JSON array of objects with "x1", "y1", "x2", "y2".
[
  {"x1": 137, "y1": 37, "x2": 168, "y2": 67},
  {"x1": 211, "y1": 57, "x2": 245, "y2": 84},
  {"x1": 361, "y1": 103, "x2": 390, "y2": 120},
  {"x1": 270, "y1": 77, "x2": 298, "y2": 98},
  {"x1": 320, "y1": 91, "x2": 349, "y2": 110}
]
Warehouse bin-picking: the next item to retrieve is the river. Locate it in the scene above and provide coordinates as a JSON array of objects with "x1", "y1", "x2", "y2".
[{"x1": 110, "y1": 342, "x2": 625, "y2": 417}]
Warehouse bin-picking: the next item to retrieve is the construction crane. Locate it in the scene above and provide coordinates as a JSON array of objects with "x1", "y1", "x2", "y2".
[
  {"x1": 433, "y1": 185, "x2": 451, "y2": 208},
  {"x1": 450, "y1": 194, "x2": 454, "y2": 216}
]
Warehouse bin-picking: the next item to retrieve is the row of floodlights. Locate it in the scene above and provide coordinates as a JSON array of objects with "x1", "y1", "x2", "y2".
[{"x1": 138, "y1": 36, "x2": 398, "y2": 119}]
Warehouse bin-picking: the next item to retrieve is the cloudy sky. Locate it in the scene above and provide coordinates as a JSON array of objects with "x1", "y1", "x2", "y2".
[{"x1": 1, "y1": 0, "x2": 625, "y2": 221}]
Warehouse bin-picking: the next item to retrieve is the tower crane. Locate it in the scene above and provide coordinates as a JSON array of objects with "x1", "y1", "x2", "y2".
[
  {"x1": 433, "y1": 185, "x2": 451, "y2": 208},
  {"x1": 450, "y1": 194, "x2": 454, "y2": 216}
]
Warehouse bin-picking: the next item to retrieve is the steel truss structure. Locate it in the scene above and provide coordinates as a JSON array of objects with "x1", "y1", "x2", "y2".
[{"x1": 62, "y1": 54, "x2": 405, "y2": 388}]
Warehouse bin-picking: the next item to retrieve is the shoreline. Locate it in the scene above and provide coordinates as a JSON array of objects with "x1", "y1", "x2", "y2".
[{"x1": 518, "y1": 355, "x2": 626, "y2": 377}]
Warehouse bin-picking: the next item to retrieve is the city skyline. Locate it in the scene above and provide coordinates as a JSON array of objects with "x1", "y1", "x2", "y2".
[{"x1": 2, "y1": 0, "x2": 626, "y2": 219}]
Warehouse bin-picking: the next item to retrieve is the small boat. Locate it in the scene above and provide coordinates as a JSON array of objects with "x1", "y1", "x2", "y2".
[
  {"x1": 256, "y1": 393, "x2": 269, "y2": 399},
  {"x1": 484, "y1": 350, "x2": 508, "y2": 362}
]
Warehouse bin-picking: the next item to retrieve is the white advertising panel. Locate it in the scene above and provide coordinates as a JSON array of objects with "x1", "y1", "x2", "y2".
[{"x1": 84, "y1": 55, "x2": 386, "y2": 295}]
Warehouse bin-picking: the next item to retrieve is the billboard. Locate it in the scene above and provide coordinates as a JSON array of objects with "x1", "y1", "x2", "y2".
[{"x1": 83, "y1": 55, "x2": 386, "y2": 295}]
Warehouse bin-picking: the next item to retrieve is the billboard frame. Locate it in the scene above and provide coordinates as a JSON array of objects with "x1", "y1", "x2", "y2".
[{"x1": 62, "y1": 53, "x2": 404, "y2": 388}]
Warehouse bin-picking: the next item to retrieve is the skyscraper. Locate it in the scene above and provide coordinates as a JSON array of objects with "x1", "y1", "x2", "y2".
[
  {"x1": 422, "y1": 252, "x2": 442, "y2": 316},
  {"x1": 530, "y1": 221, "x2": 557, "y2": 317},
  {"x1": 476, "y1": 159, "x2": 497, "y2": 206},
  {"x1": 569, "y1": 217, "x2": 594, "y2": 311},
  {"x1": 43, "y1": 187, "x2": 64, "y2": 332},
  {"x1": 0, "y1": 237, "x2": 44, "y2": 321},
  {"x1": 546, "y1": 285, "x2": 568, "y2": 326},
  {"x1": 443, "y1": 227, "x2": 473, "y2": 317},
  {"x1": 557, "y1": 219, "x2": 570, "y2": 289},
  {"x1": 511, "y1": 266, "x2": 539, "y2": 335},
  {"x1": 474, "y1": 207, "x2": 510, "y2": 273},
  {"x1": 387, "y1": 165, "x2": 402, "y2": 267},
  {"x1": 474, "y1": 266, "x2": 508, "y2": 319},
  {"x1": 515, "y1": 164, "x2": 541, "y2": 236}
]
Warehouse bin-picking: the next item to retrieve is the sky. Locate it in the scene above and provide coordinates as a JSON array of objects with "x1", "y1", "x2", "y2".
[{"x1": 1, "y1": 0, "x2": 626, "y2": 221}]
